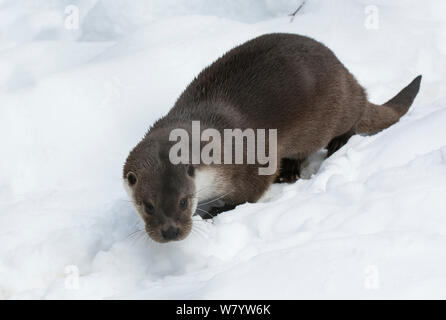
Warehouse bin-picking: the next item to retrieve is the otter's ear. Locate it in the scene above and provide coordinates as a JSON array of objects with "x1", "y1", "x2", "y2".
[
  {"x1": 187, "y1": 165, "x2": 195, "y2": 177},
  {"x1": 127, "y1": 171, "x2": 137, "y2": 186}
]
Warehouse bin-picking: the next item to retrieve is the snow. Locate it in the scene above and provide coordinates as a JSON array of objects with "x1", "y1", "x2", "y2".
[{"x1": 1, "y1": 0, "x2": 446, "y2": 299}]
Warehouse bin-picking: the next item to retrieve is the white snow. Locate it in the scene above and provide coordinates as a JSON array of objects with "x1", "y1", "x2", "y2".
[{"x1": 1, "y1": 0, "x2": 446, "y2": 299}]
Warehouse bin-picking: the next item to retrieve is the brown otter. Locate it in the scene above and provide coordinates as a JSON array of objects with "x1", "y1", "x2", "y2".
[{"x1": 123, "y1": 33, "x2": 422, "y2": 243}]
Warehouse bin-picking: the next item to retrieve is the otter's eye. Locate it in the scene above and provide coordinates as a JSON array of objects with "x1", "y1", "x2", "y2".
[
  {"x1": 179, "y1": 197, "x2": 188, "y2": 210},
  {"x1": 127, "y1": 172, "x2": 137, "y2": 186},
  {"x1": 143, "y1": 201, "x2": 154, "y2": 214}
]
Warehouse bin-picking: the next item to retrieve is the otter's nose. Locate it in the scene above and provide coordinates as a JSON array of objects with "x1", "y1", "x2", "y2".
[{"x1": 161, "y1": 226, "x2": 180, "y2": 241}]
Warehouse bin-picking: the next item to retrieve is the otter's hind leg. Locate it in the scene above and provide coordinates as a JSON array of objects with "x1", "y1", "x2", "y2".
[
  {"x1": 275, "y1": 158, "x2": 304, "y2": 183},
  {"x1": 326, "y1": 128, "x2": 355, "y2": 158}
]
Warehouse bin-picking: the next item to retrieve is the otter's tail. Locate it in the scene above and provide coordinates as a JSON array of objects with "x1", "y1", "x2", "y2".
[{"x1": 356, "y1": 75, "x2": 422, "y2": 134}]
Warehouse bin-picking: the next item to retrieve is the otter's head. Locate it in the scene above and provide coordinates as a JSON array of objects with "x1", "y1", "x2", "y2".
[{"x1": 123, "y1": 140, "x2": 196, "y2": 243}]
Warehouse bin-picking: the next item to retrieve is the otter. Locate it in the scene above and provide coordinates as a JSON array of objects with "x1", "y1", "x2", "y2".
[{"x1": 123, "y1": 33, "x2": 422, "y2": 243}]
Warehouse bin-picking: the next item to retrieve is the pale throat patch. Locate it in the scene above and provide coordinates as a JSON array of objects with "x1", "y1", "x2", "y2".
[
  {"x1": 191, "y1": 167, "x2": 227, "y2": 215},
  {"x1": 194, "y1": 167, "x2": 223, "y2": 203}
]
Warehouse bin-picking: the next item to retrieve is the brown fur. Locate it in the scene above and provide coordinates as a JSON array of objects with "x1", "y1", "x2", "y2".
[{"x1": 124, "y1": 33, "x2": 422, "y2": 242}]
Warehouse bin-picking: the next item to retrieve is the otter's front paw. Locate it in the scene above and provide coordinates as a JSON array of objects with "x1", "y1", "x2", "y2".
[{"x1": 274, "y1": 158, "x2": 303, "y2": 183}]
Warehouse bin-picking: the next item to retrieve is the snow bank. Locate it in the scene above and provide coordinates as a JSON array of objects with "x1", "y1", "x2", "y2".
[{"x1": 1, "y1": 0, "x2": 446, "y2": 299}]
